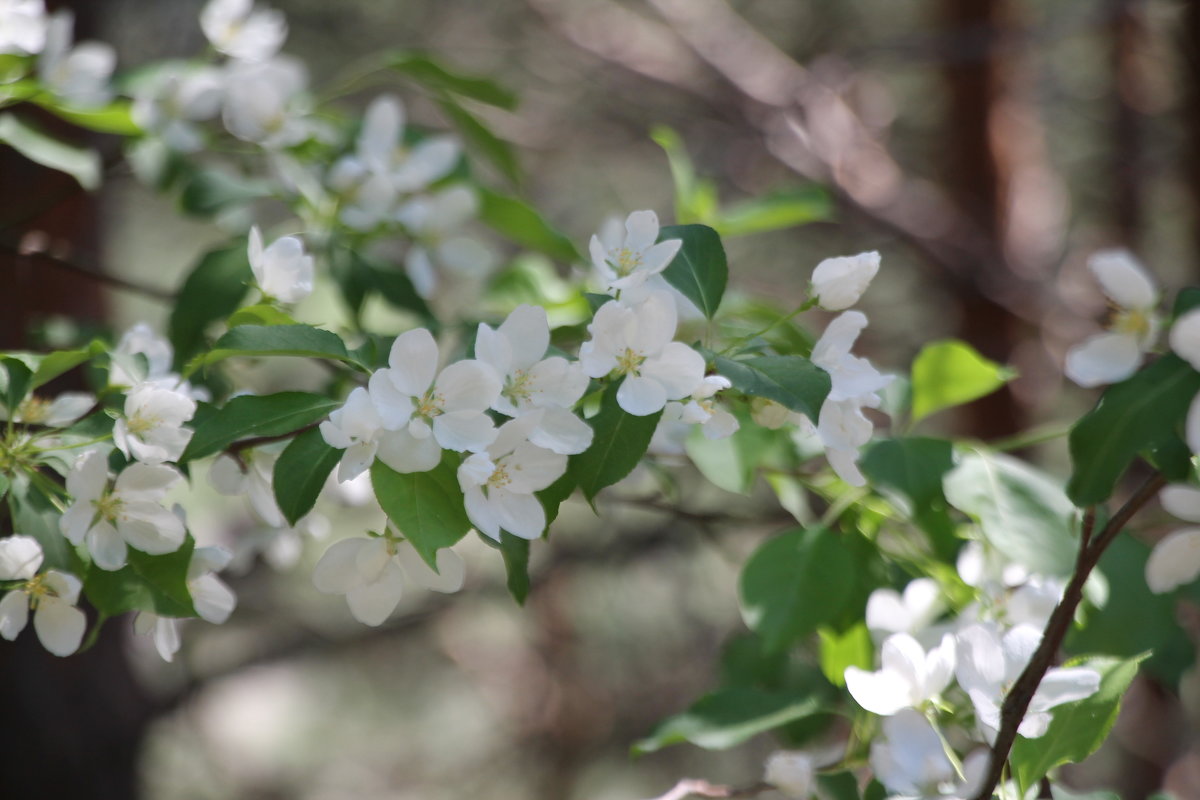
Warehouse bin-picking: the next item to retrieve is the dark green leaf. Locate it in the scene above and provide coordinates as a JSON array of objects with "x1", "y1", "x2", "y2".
[
  {"x1": 168, "y1": 242, "x2": 253, "y2": 368},
  {"x1": 739, "y1": 527, "x2": 856, "y2": 652},
  {"x1": 910, "y1": 339, "x2": 1015, "y2": 423},
  {"x1": 178, "y1": 168, "x2": 272, "y2": 217},
  {"x1": 478, "y1": 187, "x2": 582, "y2": 263},
  {"x1": 861, "y1": 437, "x2": 955, "y2": 509},
  {"x1": 568, "y1": 382, "x2": 661, "y2": 503},
  {"x1": 389, "y1": 51, "x2": 517, "y2": 109},
  {"x1": 180, "y1": 391, "x2": 340, "y2": 462},
  {"x1": 85, "y1": 537, "x2": 197, "y2": 617},
  {"x1": 435, "y1": 97, "x2": 517, "y2": 184},
  {"x1": 189, "y1": 325, "x2": 361, "y2": 373},
  {"x1": 818, "y1": 772, "x2": 863, "y2": 800},
  {"x1": 0, "y1": 113, "x2": 101, "y2": 189},
  {"x1": 8, "y1": 476, "x2": 76, "y2": 573},
  {"x1": 226, "y1": 303, "x2": 297, "y2": 327},
  {"x1": 371, "y1": 453, "x2": 473, "y2": 569},
  {"x1": 1174, "y1": 287, "x2": 1200, "y2": 317},
  {"x1": 658, "y1": 224, "x2": 727, "y2": 319},
  {"x1": 369, "y1": 261, "x2": 435, "y2": 322},
  {"x1": 274, "y1": 427, "x2": 343, "y2": 526},
  {"x1": 499, "y1": 533, "x2": 531, "y2": 605},
  {"x1": 632, "y1": 688, "x2": 823, "y2": 754},
  {"x1": 1067, "y1": 355, "x2": 1200, "y2": 506},
  {"x1": 716, "y1": 354, "x2": 831, "y2": 420},
  {"x1": 0, "y1": 358, "x2": 32, "y2": 414},
  {"x1": 537, "y1": 471, "x2": 575, "y2": 530}
]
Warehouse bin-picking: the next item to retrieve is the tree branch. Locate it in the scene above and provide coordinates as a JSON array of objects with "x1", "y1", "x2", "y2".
[{"x1": 0, "y1": 237, "x2": 176, "y2": 302}]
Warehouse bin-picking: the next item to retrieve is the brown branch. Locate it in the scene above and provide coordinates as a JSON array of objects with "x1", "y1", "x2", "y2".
[
  {"x1": 0, "y1": 238, "x2": 175, "y2": 302},
  {"x1": 971, "y1": 471, "x2": 1166, "y2": 800}
]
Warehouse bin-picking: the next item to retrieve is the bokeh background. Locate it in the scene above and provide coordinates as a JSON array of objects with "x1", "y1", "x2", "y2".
[{"x1": 2, "y1": 1, "x2": 1199, "y2": 798}]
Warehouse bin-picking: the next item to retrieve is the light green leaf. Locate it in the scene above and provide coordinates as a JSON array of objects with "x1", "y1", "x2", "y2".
[
  {"x1": 188, "y1": 325, "x2": 362, "y2": 373},
  {"x1": 1067, "y1": 354, "x2": 1200, "y2": 507},
  {"x1": 632, "y1": 688, "x2": 823, "y2": 754},
  {"x1": 944, "y1": 448, "x2": 1077, "y2": 577},
  {"x1": 389, "y1": 51, "x2": 517, "y2": 109},
  {"x1": 477, "y1": 187, "x2": 582, "y2": 263},
  {"x1": 435, "y1": 96, "x2": 517, "y2": 184},
  {"x1": 227, "y1": 303, "x2": 297, "y2": 327},
  {"x1": 651, "y1": 125, "x2": 718, "y2": 224},
  {"x1": 1010, "y1": 654, "x2": 1148, "y2": 796},
  {"x1": 715, "y1": 354, "x2": 831, "y2": 421},
  {"x1": 180, "y1": 391, "x2": 340, "y2": 462},
  {"x1": 715, "y1": 188, "x2": 831, "y2": 237},
  {"x1": 685, "y1": 412, "x2": 773, "y2": 494},
  {"x1": 659, "y1": 224, "x2": 727, "y2": 319},
  {"x1": 84, "y1": 537, "x2": 197, "y2": 617},
  {"x1": 168, "y1": 241, "x2": 253, "y2": 368},
  {"x1": 0, "y1": 112, "x2": 101, "y2": 189},
  {"x1": 7, "y1": 475, "x2": 77, "y2": 573},
  {"x1": 818, "y1": 623, "x2": 872, "y2": 687},
  {"x1": 371, "y1": 453, "x2": 473, "y2": 569},
  {"x1": 274, "y1": 427, "x2": 343, "y2": 527},
  {"x1": 33, "y1": 98, "x2": 142, "y2": 135},
  {"x1": 568, "y1": 382, "x2": 661, "y2": 504},
  {"x1": 739, "y1": 527, "x2": 856, "y2": 652},
  {"x1": 910, "y1": 339, "x2": 1015, "y2": 423}
]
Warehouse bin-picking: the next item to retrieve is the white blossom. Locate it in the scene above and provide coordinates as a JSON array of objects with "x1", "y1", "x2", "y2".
[
  {"x1": 458, "y1": 414, "x2": 568, "y2": 541},
  {"x1": 8, "y1": 391, "x2": 93, "y2": 427},
  {"x1": 579, "y1": 292, "x2": 705, "y2": 416},
  {"x1": 663, "y1": 375, "x2": 739, "y2": 440},
  {"x1": 397, "y1": 186, "x2": 493, "y2": 297},
  {"x1": 131, "y1": 64, "x2": 224, "y2": 152},
  {"x1": 222, "y1": 56, "x2": 309, "y2": 148},
  {"x1": 0, "y1": 536, "x2": 86, "y2": 657},
  {"x1": 588, "y1": 210, "x2": 681, "y2": 294},
  {"x1": 844, "y1": 632, "x2": 956, "y2": 716},
  {"x1": 133, "y1": 546, "x2": 237, "y2": 662},
  {"x1": 38, "y1": 11, "x2": 114, "y2": 109},
  {"x1": 320, "y1": 387, "x2": 388, "y2": 482},
  {"x1": 810, "y1": 251, "x2": 880, "y2": 311},
  {"x1": 113, "y1": 382, "x2": 197, "y2": 464},
  {"x1": 134, "y1": 612, "x2": 182, "y2": 662},
  {"x1": 59, "y1": 450, "x2": 186, "y2": 570},
  {"x1": 0, "y1": 0, "x2": 47, "y2": 55},
  {"x1": 866, "y1": 578, "x2": 944, "y2": 640},
  {"x1": 248, "y1": 225, "x2": 314, "y2": 304},
  {"x1": 1065, "y1": 249, "x2": 1160, "y2": 387},
  {"x1": 869, "y1": 709, "x2": 958, "y2": 798},
  {"x1": 200, "y1": 0, "x2": 287, "y2": 62},
  {"x1": 763, "y1": 751, "x2": 815, "y2": 798},
  {"x1": 313, "y1": 535, "x2": 463, "y2": 626},
  {"x1": 475, "y1": 304, "x2": 593, "y2": 454},
  {"x1": 1145, "y1": 484, "x2": 1200, "y2": 593},
  {"x1": 1171, "y1": 309, "x2": 1200, "y2": 373}
]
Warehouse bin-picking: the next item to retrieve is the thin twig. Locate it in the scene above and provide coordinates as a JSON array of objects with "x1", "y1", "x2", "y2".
[{"x1": 0, "y1": 239, "x2": 175, "y2": 302}]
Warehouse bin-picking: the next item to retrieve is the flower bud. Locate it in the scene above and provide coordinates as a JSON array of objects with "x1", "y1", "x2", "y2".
[{"x1": 810, "y1": 251, "x2": 880, "y2": 311}]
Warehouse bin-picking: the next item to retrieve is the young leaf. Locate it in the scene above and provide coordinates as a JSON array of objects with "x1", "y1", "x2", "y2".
[
  {"x1": 632, "y1": 688, "x2": 823, "y2": 754},
  {"x1": 180, "y1": 391, "x2": 340, "y2": 462},
  {"x1": 568, "y1": 382, "x2": 661, "y2": 504},
  {"x1": 739, "y1": 527, "x2": 856, "y2": 652},
  {"x1": 435, "y1": 96, "x2": 518, "y2": 184},
  {"x1": 0, "y1": 113, "x2": 101, "y2": 189},
  {"x1": 1067, "y1": 354, "x2": 1200, "y2": 506},
  {"x1": 658, "y1": 223, "x2": 727, "y2": 319},
  {"x1": 910, "y1": 339, "x2": 1015, "y2": 423},
  {"x1": 274, "y1": 427, "x2": 343, "y2": 526},
  {"x1": 715, "y1": 354, "x2": 831, "y2": 420},
  {"x1": 84, "y1": 537, "x2": 197, "y2": 617},
  {"x1": 189, "y1": 325, "x2": 362, "y2": 373},
  {"x1": 371, "y1": 453, "x2": 473, "y2": 569},
  {"x1": 477, "y1": 187, "x2": 582, "y2": 263},
  {"x1": 650, "y1": 125, "x2": 718, "y2": 225},
  {"x1": 715, "y1": 188, "x2": 831, "y2": 237},
  {"x1": 388, "y1": 51, "x2": 517, "y2": 109},
  {"x1": 168, "y1": 241, "x2": 253, "y2": 368},
  {"x1": 33, "y1": 98, "x2": 142, "y2": 135},
  {"x1": 818, "y1": 623, "x2": 872, "y2": 688}
]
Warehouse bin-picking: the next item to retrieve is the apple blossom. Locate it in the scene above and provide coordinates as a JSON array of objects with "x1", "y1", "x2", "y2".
[
  {"x1": 0, "y1": 0, "x2": 46, "y2": 56},
  {"x1": 579, "y1": 292, "x2": 705, "y2": 416},
  {"x1": 0, "y1": 536, "x2": 86, "y2": 657},
  {"x1": 248, "y1": 226, "x2": 314, "y2": 304},
  {"x1": 844, "y1": 632, "x2": 956, "y2": 716},
  {"x1": 134, "y1": 545, "x2": 238, "y2": 662},
  {"x1": 313, "y1": 534, "x2": 464, "y2": 626},
  {"x1": 397, "y1": 186, "x2": 494, "y2": 297},
  {"x1": 458, "y1": 414, "x2": 568, "y2": 541},
  {"x1": 7, "y1": 391, "x2": 93, "y2": 427},
  {"x1": 1065, "y1": 249, "x2": 1160, "y2": 387},
  {"x1": 113, "y1": 382, "x2": 197, "y2": 464},
  {"x1": 588, "y1": 210, "x2": 681, "y2": 294},
  {"x1": 320, "y1": 387, "x2": 388, "y2": 482},
  {"x1": 200, "y1": 0, "x2": 287, "y2": 62},
  {"x1": 59, "y1": 450, "x2": 186, "y2": 570},
  {"x1": 662, "y1": 375, "x2": 739, "y2": 440},
  {"x1": 222, "y1": 56, "x2": 309, "y2": 148},
  {"x1": 865, "y1": 578, "x2": 944, "y2": 640},
  {"x1": 868, "y1": 709, "x2": 958, "y2": 798},
  {"x1": 1144, "y1": 484, "x2": 1200, "y2": 593},
  {"x1": 210, "y1": 449, "x2": 287, "y2": 528},
  {"x1": 762, "y1": 751, "x2": 814, "y2": 799},
  {"x1": 810, "y1": 251, "x2": 880, "y2": 311},
  {"x1": 38, "y1": 11, "x2": 114, "y2": 109},
  {"x1": 134, "y1": 612, "x2": 182, "y2": 662},
  {"x1": 131, "y1": 64, "x2": 225, "y2": 152}
]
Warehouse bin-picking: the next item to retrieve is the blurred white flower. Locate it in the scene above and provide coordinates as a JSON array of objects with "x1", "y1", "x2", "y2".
[
  {"x1": 1065, "y1": 249, "x2": 1160, "y2": 387},
  {"x1": 200, "y1": 0, "x2": 287, "y2": 62},
  {"x1": 320, "y1": 386, "x2": 387, "y2": 483},
  {"x1": 865, "y1": 578, "x2": 943, "y2": 640},
  {"x1": 38, "y1": 11, "x2": 114, "y2": 109},
  {"x1": 248, "y1": 225, "x2": 314, "y2": 304},
  {"x1": 131, "y1": 64, "x2": 224, "y2": 152},
  {"x1": 222, "y1": 57, "x2": 309, "y2": 148},
  {"x1": 763, "y1": 751, "x2": 814, "y2": 798},
  {"x1": 7, "y1": 391, "x2": 93, "y2": 427},
  {"x1": 810, "y1": 251, "x2": 880, "y2": 311},
  {"x1": 0, "y1": 0, "x2": 47, "y2": 55},
  {"x1": 1145, "y1": 484, "x2": 1200, "y2": 593},
  {"x1": 0, "y1": 536, "x2": 86, "y2": 657}
]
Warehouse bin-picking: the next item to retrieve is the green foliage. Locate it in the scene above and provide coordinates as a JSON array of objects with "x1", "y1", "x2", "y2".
[
  {"x1": 631, "y1": 687, "x2": 823, "y2": 754},
  {"x1": 0, "y1": 340, "x2": 106, "y2": 394},
  {"x1": 226, "y1": 304, "x2": 297, "y2": 327},
  {"x1": 0, "y1": 113, "x2": 101, "y2": 189},
  {"x1": 84, "y1": 537, "x2": 197, "y2": 618},
  {"x1": 944, "y1": 448, "x2": 1078, "y2": 577},
  {"x1": 568, "y1": 382, "x2": 662, "y2": 503},
  {"x1": 684, "y1": 411, "x2": 775, "y2": 494},
  {"x1": 189, "y1": 324, "x2": 364, "y2": 373},
  {"x1": 477, "y1": 187, "x2": 582, "y2": 263},
  {"x1": 273, "y1": 427, "x2": 343, "y2": 527},
  {"x1": 388, "y1": 51, "x2": 518, "y2": 110},
  {"x1": 715, "y1": 354, "x2": 831, "y2": 420},
  {"x1": 860, "y1": 436, "x2": 958, "y2": 557},
  {"x1": 8, "y1": 476, "x2": 77, "y2": 574},
  {"x1": 178, "y1": 168, "x2": 271, "y2": 217},
  {"x1": 371, "y1": 453, "x2": 473, "y2": 569},
  {"x1": 658, "y1": 224, "x2": 727, "y2": 319},
  {"x1": 739, "y1": 527, "x2": 857, "y2": 652},
  {"x1": 168, "y1": 242, "x2": 253, "y2": 368},
  {"x1": 910, "y1": 339, "x2": 1015, "y2": 423},
  {"x1": 435, "y1": 96, "x2": 518, "y2": 184},
  {"x1": 1009, "y1": 654, "x2": 1147, "y2": 796},
  {"x1": 1067, "y1": 354, "x2": 1200, "y2": 506},
  {"x1": 180, "y1": 392, "x2": 340, "y2": 462},
  {"x1": 33, "y1": 98, "x2": 141, "y2": 135},
  {"x1": 818, "y1": 622, "x2": 872, "y2": 687}
]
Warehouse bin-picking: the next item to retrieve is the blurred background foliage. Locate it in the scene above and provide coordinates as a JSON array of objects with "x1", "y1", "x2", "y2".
[{"x1": 3, "y1": 0, "x2": 1200, "y2": 798}]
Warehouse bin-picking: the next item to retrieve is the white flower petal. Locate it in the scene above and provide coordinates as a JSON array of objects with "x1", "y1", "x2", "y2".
[
  {"x1": 313, "y1": 537, "x2": 369, "y2": 595},
  {"x1": 1146, "y1": 527, "x2": 1200, "y2": 593},
  {"x1": 190, "y1": 573, "x2": 236, "y2": 623},
  {"x1": 433, "y1": 410, "x2": 497, "y2": 453},
  {"x1": 396, "y1": 542, "x2": 464, "y2": 594},
  {"x1": 491, "y1": 489, "x2": 546, "y2": 540},
  {"x1": 617, "y1": 375, "x2": 668, "y2": 416},
  {"x1": 0, "y1": 535, "x2": 43, "y2": 581},
  {"x1": 376, "y1": 428, "x2": 442, "y2": 473},
  {"x1": 88, "y1": 522, "x2": 129, "y2": 571},
  {"x1": 642, "y1": 342, "x2": 705, "y2": 399},
  {"x1": 33, "y1": 597, "x2": 85, "y2": 656},
  {"x1": 1064, "y1": 332, "x2": 1142, "y2": 387},
  {"x1": 498, "y1": 305, "x2": 550, "y2": 370},
  {"x1": 465, "y1": 486, "x2": 501, "y2": 540},
  {"x1": 387, "y1": 328, "x2": 439, "y2": 396},
  {"x1": 345, "y1": 560, "x2": 404, "y2": 626},
  {"x1": 0, "y1": 590, "x2": 29, "y2": 640},
  {"x1": 1170, "y1": 309, "x2": 1200, "y2": 371},
  {"x1": 528, "y1": 406, "x2": 594, "y2": 455},
  {"x1": 1161, "y1": 485, "x2": 1200, "y2": 523},
  {"x1": 844, "y1": 665, "x2": 913, "y2": 716},
  {"x1": 1089, "y1": 249, "x2": 1157, "y2": 310}
]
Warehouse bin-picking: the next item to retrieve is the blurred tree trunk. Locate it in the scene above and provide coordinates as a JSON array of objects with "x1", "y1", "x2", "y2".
[
  {"x1": 1110, "y1": 0, "x2": 1143, "y2": 247},
  {"x1": 1185, "y1": 0, "x2": 1200, "y2": 273}
]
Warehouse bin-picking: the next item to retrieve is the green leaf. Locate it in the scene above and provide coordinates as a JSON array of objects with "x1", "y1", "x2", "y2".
[
  {"x1": 371, "y1": 453, "x2": 473, "y2": 569},
  {"x1": 716, "y1": 354, "x2": 831, "y2": 420},
  {"x1": 178, "y1": 168, "x2": 272, "y2": 217},
  {"x1": 632, "y1": 688, "x2": 823, "y2": 754},
  {"x1": 180, "y1": 391, "x2": 340, "y2": 462},
  {"x1": 861, "y1": 437, "x2": 955, "y2": 509},
  {"x1": 477, "y1": 187, "x2": 582, "y2": 263},
  {"x1": 8, "y1": 476, "x2": 76, "y2": 573},
  {"x1": 189, "y1": 325, "x2": 361, "y2": 373},
  {"x1": 0, "y1": 340, "x2": 106, "y2": 394},
  {"x1": 568, "y1": 382, "x2": 661, "y2": 503},
  {"x1": 84, "y1": 538, "x2": 197, "y2": 617},
  {"x1": 818, "y1": 772, "x2": 864, "y2": 800},
  {"x1": 388, "y1": 51, "x2": 517, "y2": 109},
  {"x1": 650, "y1": 125, "x2": 718, "y2": 225},
  {"x1": 1067, "y1": 354, "x2": 1200, "y2": 506},
  {"x1": 33, "y1": 98, "x2": 142, "y2": 135},
  {"x1": 739, "y1": 527, "x2": 856, "y2": 652},
  {"x1": 1010, "y1": 654, "x2": 1147, "y2": 796},
  {"x1": 0, "y1": 358, "x2": 33, "y2": 414},
  {"x1": 168, "y1": 242, "x2": 253, "y2": 368},
  {"x1": 1173, "y1": 287, "x2": 1200, "y2": 317},
  {"x1": 0, "y1": 113, "x2": 101, "y2": 189},
  {"x1": 715, "y1": 188, "x2": 831, "y2": 237},
  {"x1": 368, "y1": 260, "x2": 435, "y2": 322},
  {"x1": 818, "y1": 623, "x2": 872, "y2": 687},
  {"x1": 435, "y1": 97, "x2": 517, "y2": 184},
  {"x1": 910, "y1": 339, "x2": 1015, "y2": 423},
  {"x1": 684, "y1": 411, "x2": 773, "y2": 494},
  {"x1": 658, "y1": 224, "x2": 727, "y2": 319},
  {"x1": 227, "y1": 303, "x2": 297, "y2": 327},
  {"x1": 274, "y1": 427, "x2": 343, "y2": 526},
  {"x1": 499, "y1": 533, "x2": 531, "y2": 605},
  {"x1": 537, "y1": 471, "x2": 575, "y2": 530},
  {"x1": 944, "y1": 448, "x2": 1078, "y2": 577}
]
